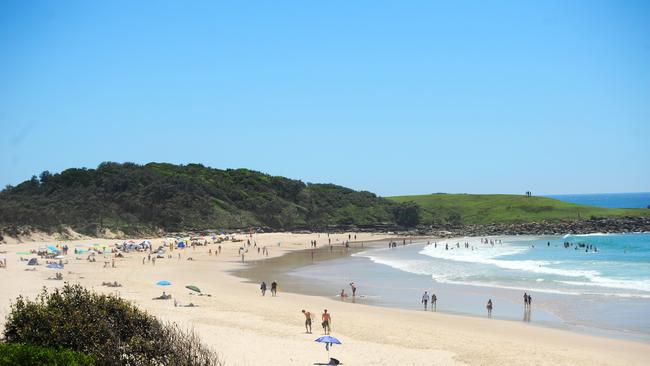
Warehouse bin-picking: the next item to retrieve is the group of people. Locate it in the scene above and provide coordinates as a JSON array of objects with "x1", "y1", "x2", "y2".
[
  {"x1": 420, "y1": 291, "x2": 438, "y2": 311},
  {"x1": 301, "y1": 309, "x2": 332, "y2": 335},
  {"x1": 339, "y1": 282, "x2": 357, "y2": 299},
  {"x1": 260, "y1": 281, "x2": 278, "y2": 296}
]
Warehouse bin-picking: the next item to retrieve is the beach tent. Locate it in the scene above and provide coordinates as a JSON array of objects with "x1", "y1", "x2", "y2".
[
  {"x1": 27, "y1": 258, "x2": 39, "y2": 266},
  {"x1": 177, "y1": 242, "x2": 186, "y2": 248},
  {"x1": 46, "y1": 263, "x2": 64, "y2": 269},
  {"x1": 47, "y1": 245, "x2": 60, "y2": 253}
]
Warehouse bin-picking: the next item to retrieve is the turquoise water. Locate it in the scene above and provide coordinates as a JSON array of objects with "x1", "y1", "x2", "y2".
[
  {"x1": 546, "y1": 192, "x2": 650, "y2": 209},
  {"x1": 290, "y1": 233, "x2": 650, "y2": 340},
  {"x1": 362, "y1": 233, "x2": 650, "y2": 298}
]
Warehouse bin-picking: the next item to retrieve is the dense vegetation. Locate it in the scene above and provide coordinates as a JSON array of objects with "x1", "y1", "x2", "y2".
[
  {"x1": 2, "y1": 284, "x2": 223, "y2": 366},
  {"x1": 388, "y1": 193, "x2": 650, "y2": 226},
  {"x1": 0, "y1": 162, "x2": 405, "y2": 235},
  {"x1": 0, "y1": 343, "x2": 95, "y2": 365}
]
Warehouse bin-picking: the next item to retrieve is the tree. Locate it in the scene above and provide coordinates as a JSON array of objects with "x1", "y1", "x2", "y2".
[
  {"x1": 392, "y1": 202, "x2": 421, "y2": 227},
  {"x1": 3, "y1": 284, "x2": 223, "y2": 366}
]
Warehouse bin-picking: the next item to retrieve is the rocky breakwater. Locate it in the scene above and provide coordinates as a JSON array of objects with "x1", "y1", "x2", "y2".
[{"x1": 428, "y1": 216, "x2": 650, "y2": 237}]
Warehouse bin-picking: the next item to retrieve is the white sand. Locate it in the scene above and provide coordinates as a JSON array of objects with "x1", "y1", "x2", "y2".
[{"x1": 1, "y1": 232, "x2": 648, "y2": 365}]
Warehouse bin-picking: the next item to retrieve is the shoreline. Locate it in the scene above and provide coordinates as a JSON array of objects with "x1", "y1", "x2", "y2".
[
  {"x1": 233, "y1": 236, "x2": 650, "y2": 342},
  {"x1": 1, "y1": 232, "x2": 649, "y2": 365}
]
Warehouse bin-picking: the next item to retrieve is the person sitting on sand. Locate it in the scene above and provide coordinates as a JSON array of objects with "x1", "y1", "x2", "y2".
[
  {"x1": 302, "y1": 309, "x2": 312, "y2": 333},
  {"x1": 322, "y1": 309, "x2": 331, "y2": 335},
  {"x1": 487, "y1": 299, "x2": 493, "y2": 317}
]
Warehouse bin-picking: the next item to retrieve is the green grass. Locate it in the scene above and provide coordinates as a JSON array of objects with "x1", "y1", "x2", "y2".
[{"x1": 387, "y1": 193, "x2": 650, "y2": 225}]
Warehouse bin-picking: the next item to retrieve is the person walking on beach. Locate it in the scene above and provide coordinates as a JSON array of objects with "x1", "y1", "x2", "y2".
[
  {"x1": 271, "y1": 281, "x2": 278, "y2": 296},
  {"x1": 527, "y1": 294, "x2": 532, "y2": 307},
  {"x1": 350, "y1": 282, "x2": 357, "y2": 297},
  {"x1": 322, "y1": 309, "x2": 332, "y2": 334},
  {"x1": 422, "y1": 291, "x2": 429, "y2": 310},
  {"x1": 431, "y1": 293, "x2": 437, "y2": 311},
  {"x1": 486, "y1": 299, "x2": 493, "y2": 318},
  {"x1": 260, "y1": 281, "x2": 267, "y2": 296},
  {"x1": 302, "y1": 309, "x2": 312, "y2": 333},
  {"x1": 523, "y1": 292, "x2": 528, "y2": 308}
]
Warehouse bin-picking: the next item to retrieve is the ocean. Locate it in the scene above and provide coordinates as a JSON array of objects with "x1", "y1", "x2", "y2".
[
  {"x1": 288, "y1": 233, "x2": 650, "y2": 341},
  {"x1": 546, "y1": 192, "x2": 650, "y2": 209}
]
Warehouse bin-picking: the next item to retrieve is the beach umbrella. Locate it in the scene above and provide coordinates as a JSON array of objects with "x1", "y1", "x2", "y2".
[
  {"x1": 185, "y1": 285, "x2": 201, "y2": 293},
  {"x1": 315, "y1": 336, "x2": 342, "y2": 360},
  {"x1": 47, "y1": 245, "x2": 60, "y2": 253},
  {"x1": 157, "y1": 280, "x2": 172, "y2": 286}
]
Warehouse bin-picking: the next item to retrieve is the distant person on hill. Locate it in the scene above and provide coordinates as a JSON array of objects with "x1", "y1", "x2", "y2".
[
  {"x1": 302, "y1": 309, "x2": 312, "y2": 333},
  {"x1": 421, "y1": 291, "x2": 429, "y2": 310},
  {"x1": 322, "y1": 309, "x2": 332, "y2": 334},
  {"x1": 260, "y1": 281, "x2": 267, "y2": 296},
  {"x1": 487, "y1": 299, "x2": 493, "y2": 318}
]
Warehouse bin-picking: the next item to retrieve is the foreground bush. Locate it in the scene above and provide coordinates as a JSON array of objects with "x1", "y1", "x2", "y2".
[
  {"x1": 0, "y1": 343, "x2": 95, "y2": 365},
  {"x1": 3, "y1": 284, "x2": 223, "y2": 366}
]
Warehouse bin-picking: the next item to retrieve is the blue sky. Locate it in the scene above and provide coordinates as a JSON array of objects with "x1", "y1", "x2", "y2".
[{"x1": 1, "y1": 0, "x2": 648, "y2": 196}]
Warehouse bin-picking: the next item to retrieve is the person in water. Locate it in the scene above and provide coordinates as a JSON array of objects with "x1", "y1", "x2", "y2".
[
  {"x1": 350, "y1": 282, "x2": 357, "y2": 297},
  {"x1": 340, "y1": 289, "x2": 348, "y2": 298},
  {"x1": 421, "y1": 291, "x2": 429, "y2": 310}
]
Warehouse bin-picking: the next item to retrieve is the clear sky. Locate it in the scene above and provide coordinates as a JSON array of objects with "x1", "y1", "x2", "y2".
[{"x1": 1, "y1": 1, "x2": 648, "y2": 196}]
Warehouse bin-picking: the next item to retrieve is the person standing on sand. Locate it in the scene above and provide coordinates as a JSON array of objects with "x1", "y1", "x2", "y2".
[
  {"x1": 421, "y1": 291, "x2": 429, "y2": 310},
  {"x1": 322, "y1": 309, "x2": 331, "y2": 334},
  {"x1": 260, "y1": 281, "x2": 267, "y2": 296},
  {"x1": 527, "y1": 294, "x2": 532, "y2": 307},
  {"x1": 350, "y1": 282, "x2": 357, "y2": 297},
  {"x1": 487, "y1": 299, "x2": 493, "y2": 318},
  {"x1": 271, "y1": 281, "x2": 278, "y2": 296},
  {"x1": 302, "y1": 309, "x2": 312, "y2": 333},
  {"x1": 431, "y1": 293, "x2": 437, "y2": 311}
]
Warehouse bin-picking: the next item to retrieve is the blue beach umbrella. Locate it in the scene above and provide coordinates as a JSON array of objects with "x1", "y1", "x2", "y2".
[
  {"x1": 47, "y1": 245, "x2": 60, "y2": 253},
  {"x1": 315, "y1": 336, "x2": 342, "y2": 360},
  {"x1": 156, "y1": 280, "x2": 171, "y2": 286}
]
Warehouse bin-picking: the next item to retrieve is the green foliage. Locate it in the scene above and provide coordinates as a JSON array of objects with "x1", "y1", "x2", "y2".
[
  {"x1": 392, "y1": 202, "x2": 421, "y2": 227},
  {"x1": 3, "y1": 284, "x2": 223, "y2": 366},
  {"x1": 388, "y1": 193, "x2": 650, "y2": 225},
  {"x1": 0, "y1": 343, "x2": 95, "y2": 366},
  {"x1": 0, "y1": 162, "x2": 397, "y2": 233}
]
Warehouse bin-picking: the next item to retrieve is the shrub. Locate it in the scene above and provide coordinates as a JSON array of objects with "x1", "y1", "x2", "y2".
[
  {"x1": 0, "y1": 343, "x2": 95, "y2": 366},
  {"x1": 3, "y1": 284, "x2": 223, "y2": 366}
]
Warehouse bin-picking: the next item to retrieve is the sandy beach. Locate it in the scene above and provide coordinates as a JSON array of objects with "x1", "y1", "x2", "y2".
[{"x1": 1, "y1": 232, "x2": 649, "y2": 365}]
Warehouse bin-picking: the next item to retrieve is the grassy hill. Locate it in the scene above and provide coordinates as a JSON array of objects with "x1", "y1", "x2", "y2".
[
  {"x1": 0, "y1": 162, "x2": 400, "y2": 235},
  {"x1": 388, "y1": 193, "x2": 650, "y2": 225}
]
